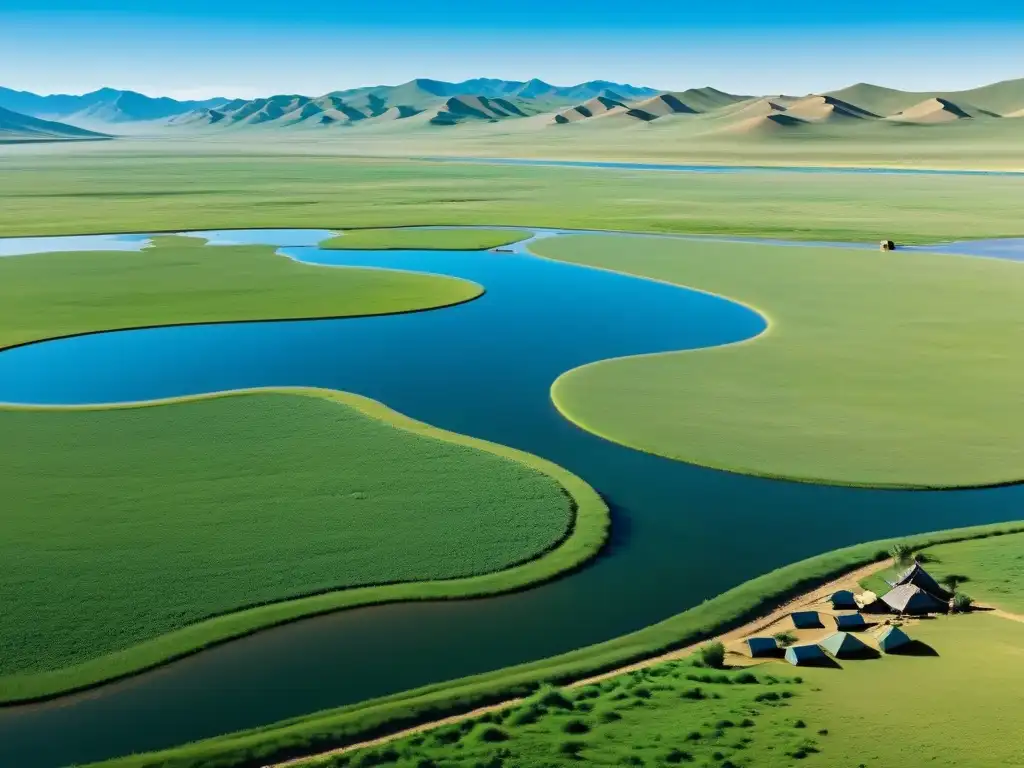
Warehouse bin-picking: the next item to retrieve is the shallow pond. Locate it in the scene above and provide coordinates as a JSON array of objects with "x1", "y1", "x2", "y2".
[{"x1": 1, "y1": 230, "x2": 1022, "y2": 768}]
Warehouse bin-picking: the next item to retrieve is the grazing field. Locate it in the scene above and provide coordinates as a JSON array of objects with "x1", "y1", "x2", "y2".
[
  {"x1": 0, "y1": 388, "x2": 608, "y2": 702},
  {"x1": 323, "y1": 228, "x2": 526, "y2": 250},
  {"x1": 87, "y1": 523, "x2": 1024, "y2": 768},
  {"x1": 0, "y1": 235, "x2": 481, "y2": 350},
  {"x1": 330, "y1": 614, "x2": 1024, "y2": 768},
  {"x1": 535, "y1": 235, "x2": 1024, "y2": 488},
  {"x1": 2, "y1": 145, "x2": 1024, "y2": 243}
]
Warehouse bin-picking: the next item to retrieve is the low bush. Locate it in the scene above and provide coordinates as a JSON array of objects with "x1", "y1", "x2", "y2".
[{"x1": 699, "y1": 642, "x2": 726, "y2": 669}]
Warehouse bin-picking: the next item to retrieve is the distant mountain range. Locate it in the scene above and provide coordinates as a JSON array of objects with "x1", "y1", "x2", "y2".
[{"x1": 1, "y1": 77, "x2": 1022, "y2": 141}]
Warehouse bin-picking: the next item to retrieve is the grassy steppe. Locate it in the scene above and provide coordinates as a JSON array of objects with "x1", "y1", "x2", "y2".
[
  {"x1": 0, "y1": 389, "x2": 584, "y2": 700},
  {"x1": 535, "y1": 236, "x2": 1024, "y2": 488},
  {"x1": 88, "y1": 522, "x2": 1024, "y2": 768},
  {"x1": 333, "y1": 614, "x2": 1024, "y2": 768},
  {"x1": 323, "y1": 228, "x2": 526, "y2": 250},
  {"x1": 0, "y1": 235, "x2": 481, "y2": 349},
  {"x1": 2, "y1": 147, "x2": 1024, "y2": 243}
]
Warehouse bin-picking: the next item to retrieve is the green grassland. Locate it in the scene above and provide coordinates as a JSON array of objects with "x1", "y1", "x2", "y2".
[
  {"x1": 3, "y1": 146, "x2": 1024, "y2": 243},
  {"x1": 0, "y1": 389, "x2": 588, "y2": 701},
  {"x1": 0, "y1": 235, "x2": 481, "y2": 349},
  {"x1": 89, "y1": 523, "x2": 1024, "y2": 768},
  {"x1": 323, "y1": 228, "x2": 526, "y2": 250},
  {"x1": 534, "y1": 235, "x2": 1024, "y2": 488},
  {"x1": 333, "y1": 613, "x2": 1024, "y2": 768}
]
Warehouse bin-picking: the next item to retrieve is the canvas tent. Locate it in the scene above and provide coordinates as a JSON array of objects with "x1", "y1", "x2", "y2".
[
  {"x1": 835, "y1": 613, "x2": 868, "y2": 631},
  {"x1": 745, "y1": 637, "x2": 779, "y2": 658},
  {"x1": 790, "y1": 611, "x2": 823, "y2": 629},
  {"x1": 876, "y1": 626, "x2": 912, "y2": 653},
  {"x1": 784, "y1": 644, "x2": 827, "y2": 666},
  {"x1": 881, "y1": 584, "x2": 947, "y2": 615},
  {"x1": 829, "y1": 590, "x2": 858, "y2": 609},
  {"x1": 820, "y1": 631, "x2": 870, "y2": 658},
  {"x1": 888, "y1": 563, "x2": 952, "y2": 600}
]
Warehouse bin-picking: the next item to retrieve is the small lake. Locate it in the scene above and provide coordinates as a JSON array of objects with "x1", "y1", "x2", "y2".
[{"x1": 1, "y1": 230, "x2": 1023, "y2": 768}]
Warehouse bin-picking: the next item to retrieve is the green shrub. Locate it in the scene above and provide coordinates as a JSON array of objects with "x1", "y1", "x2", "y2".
[
  {"x1": 559, "y1": 739, "x2": 587, "y2": 755},
  {"x1": 537, "y1": 687, "x2": 575, "y2": 710},
  {"x1": 599, "y1": 710, "x2": 623, "y2": 723},
  {"x1": 507, "y1": 705, "x2": 544, "y2": 726},
  {"x1": 889, "y1": 542, "x2": 913, "y2": 565},
  {"x1": 734, "y1": 672, "x2": 758, "y2": 684},
  {"x1": 699, "y1": 641, "x2": 726, "y2": 669},
  {"x1": 680, "y1": 686, "x2": 706, "y2": 700},
  {"x1": 773, "y1": 631, "x2": 798, "y2": 647},
  {"x1": 475, "y1": 726, "x2": 510, "y2": 743},
  {"x1": 664, "y1": 748, "x2": 694, "y2": 763},
  {"x1": 952, "y1": 592, "x2": 974, "y2": 613},
  {"x1": 563, "y1": 719, "x2": 591, "y2": 734}
]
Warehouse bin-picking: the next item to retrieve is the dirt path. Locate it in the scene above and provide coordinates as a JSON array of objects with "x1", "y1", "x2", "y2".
[
  {"x1": 990, "y1": 608, "x2": 1024, "y2": 624},
  {"x1": 269, "y1": 558, "x2": 891, "y2": 767}
]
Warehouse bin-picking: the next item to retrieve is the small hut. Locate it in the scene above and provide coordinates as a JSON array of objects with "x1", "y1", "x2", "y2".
[
  {"x1": 835, "y1": 613, "x2": 868, "y2": 631},
  {"x1": 820, "y1": 631, "x2": 870, "y2": 659},
  {"x1": 881, "y1": 584, "x2": 947, "y2": 615},
  {"x1": 745, "y1": 637, "x2": 779, "y2": 658},
  {"x1": 880, "y1": 239, "x2": 896, "y2": 251},
  {"x1": 887, "y1": 563, "x2": 952, "y2": 600},
  {"x1": 790, "y1": 611, "x2": 823, "y2": 629},
  {"x1": 829, "y1": 590, "x2": 858, "y2": 610},
  {"x1": 876, "y1": 626, "x2": 912, "y2": 653}
]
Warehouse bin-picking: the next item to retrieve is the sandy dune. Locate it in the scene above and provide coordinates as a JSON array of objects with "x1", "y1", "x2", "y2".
[{"x1": 890, "y1": 97, "x2": 973, "y2": 123}]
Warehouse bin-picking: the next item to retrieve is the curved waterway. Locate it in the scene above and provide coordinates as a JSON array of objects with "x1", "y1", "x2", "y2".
[{"x1": 2, "y1": 230, "x2": 1023, "y2": 768}]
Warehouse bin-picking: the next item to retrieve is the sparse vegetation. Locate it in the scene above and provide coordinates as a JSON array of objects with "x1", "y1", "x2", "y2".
[
  {"x1": 322, "y1": 228, "x2": 527, "y2": 251},
  {"x1": 699, "y1": 642, "x2": 726, "y2": 670}
]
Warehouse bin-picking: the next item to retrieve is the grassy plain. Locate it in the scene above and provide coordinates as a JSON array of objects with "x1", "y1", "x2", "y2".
[
  {"x1": 89, "y1": 523, "x2": 1024, "y2": 768},
  {"x1": 323, "y1": 228, "x2": 526, "y2": 250},
  {"x1": 2, "y1": 144, "x2": 1024, "y2": 243},
  {"x1": 332, "y1": 614, "x2": 1024, "y2": 768},
  {"x1": 0, "y1": 235, "x2": 481, "y2": 349},
  {"x1": 0, "y1": 390, "x2": 581, "y2": 700},
  {"x1": 535, "y1": 236, "x2": 1024, "y2": 488}
]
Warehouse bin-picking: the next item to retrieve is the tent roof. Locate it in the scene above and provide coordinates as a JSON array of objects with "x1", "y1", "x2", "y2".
[
  {"x1": 820, "y1": 631, "x2": 868, "y2": 656},
  {"x1": 877, "y1": 625, "x2": 912, "y2": 650},
  {"x1": 785, "y1": 644, "x2": 825, "y2": 662},
  {"x1": 881, "y1": 584, "x2": 946, "y2": 613},
  {"x1": 835, "y1": 613, "x2": 867, "y2": 628},
  {"x1": 790, "y1": 611, "x2": 822, "y2": 628},
  {"x1": 830, "y1": 590, "x2": 858, "y2": 607},
  {"x1": 892, "y1": 563, "x2": 952, "y2": 599},
  {"x1": 746, "y1": 637, "x2": 778, "y2": 650}
]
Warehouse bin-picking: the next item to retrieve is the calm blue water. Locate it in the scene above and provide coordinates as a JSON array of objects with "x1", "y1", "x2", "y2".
[
  {"x1": 419, "y1": 156, "x2": 1024, "y2": 178},
  {"x1": 0, "y1": 233, "x2": 150, "y2": 258},
  {"x1": 2, "y1": 231, "x2": 1023, "y2": 768}
]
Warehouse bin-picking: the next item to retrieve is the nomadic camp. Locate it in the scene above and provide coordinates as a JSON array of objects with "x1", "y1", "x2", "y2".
[
  {"x1": 888, "y1": 563, "x2": 952, "y2": 600},
  {"x1": 835, "y1": 613, "x2": 868, "y2": 631},
  {"x1": 784, "y1": 644, "x2": 827, "y2": 666},
  {"x1": 829, "y1": 590, "x2": 858, "y2": 609},
  {"x1": 790, "y1": 611, "x2": 823, "y2": 629},
  {"x1": 745, "y1": 637, "x2": 779, "y2": 658},
  {"x1": 820, "y1": 631, "x2": 870, "y2": 659},
  {"x1": 876, "y1": 625, "x2": 913, "y2": 653},
  {"x1": 881, "y1": 584, "x2": 947, "y2": 615}
]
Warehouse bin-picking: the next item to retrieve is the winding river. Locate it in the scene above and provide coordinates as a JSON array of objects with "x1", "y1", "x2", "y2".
[{"x1": 2, "y1": 229, "x2": 1023, "y2": 768}]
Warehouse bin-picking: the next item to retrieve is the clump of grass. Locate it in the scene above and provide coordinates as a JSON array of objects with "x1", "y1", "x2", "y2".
[
  {"x1": 563, "y1": 719, "x2": 591, "y2": 735},
  {"x1": 559, "y1": 739, "x2": 587, "y2": 755},
  {"x1": 734, "y1": 672, "x2": 758, "y2": 684},
  {"x1": 773, "y1": 631, "x2": 798, "y2": 647},
  {"x1": 699, "y1": 641, "x2": 727, "y2": 669},
  {"x1": 715, "y1": 719, "x2": 735, "y2": 729},
  {"x1": 664, "y1": 748, "x2": 694, "y2": 763},
  {"x1": 952, "y1": 592, "x2": 974, "y2": 613},
  {"x1": 632, "y1": 686, "x2": 652, "y2": 699},
  {"x1": 537, "y1": 687, "x2": 575, "y2": 710},
  {"x1": 475, "y1": 726, "x2": 510, "y2": 743},
  {"x1": 740, "y1": 718, "x2": 756, "y2": 728},
  {"x1": 508, "y1": 704, "x2": 545, "y2": 726},
  {"x1": 794, "y1": 719, "x2": 807, "y2": 729},
  {"x1": 681, "y1": 686, "x2": 706, "y2": 700},
  {"x1": 754, "y1": 691, "x2": 780, "y2": 703},
  {"x1": 599, "y1": 710, "x2": 623, "y2": 723}
]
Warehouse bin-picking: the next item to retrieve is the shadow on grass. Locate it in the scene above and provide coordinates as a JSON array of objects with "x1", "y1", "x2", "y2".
[{"x1": 889, "y1": 640, "x2": 939, "y2": 657}]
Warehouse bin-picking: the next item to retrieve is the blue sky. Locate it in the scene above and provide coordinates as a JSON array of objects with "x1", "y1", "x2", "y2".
[{"x1": 3, "y1": 1, "x2": 1023, "y2": 98}]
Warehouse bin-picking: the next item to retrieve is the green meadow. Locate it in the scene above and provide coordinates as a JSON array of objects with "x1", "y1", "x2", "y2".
[
  {"x1": 535, "y1": 236, "x2": 1024, "y2": 488},
  {"x1": 323, "y1": 228, "x2": 526, "y2": 250},
  {"x1": 332, "y1": 614, "x2": 1024, "y2": 768},
  {"x1": 0, "y1": 235, "x2": 481, "y2": 349},
  {"x1": 0, "y1": 390, "x2": 581, "y2": 701},
  {"x1": 2, "y1": 145, "x2": 1024, "y2": 243}
]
